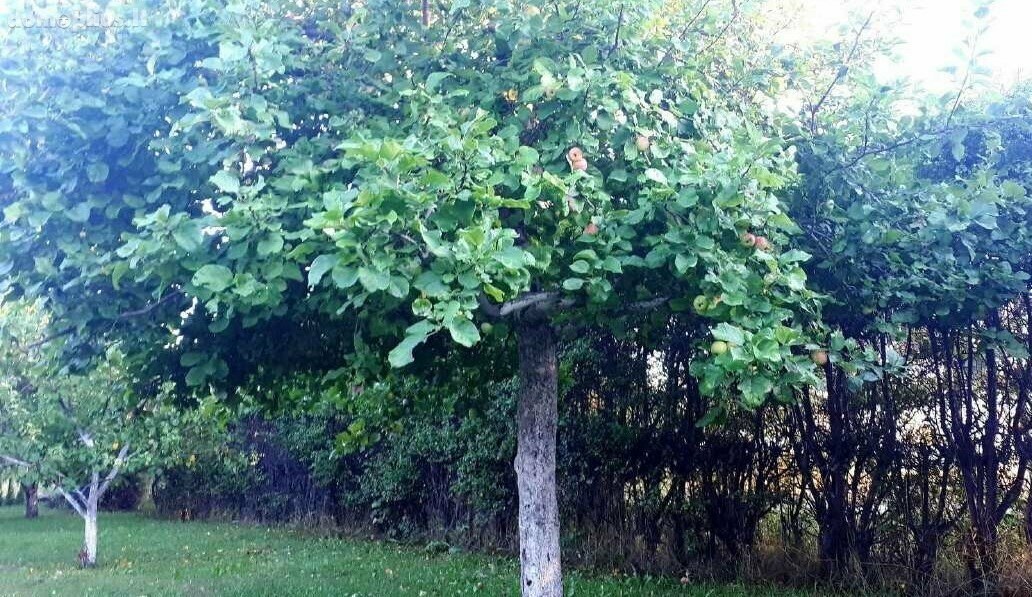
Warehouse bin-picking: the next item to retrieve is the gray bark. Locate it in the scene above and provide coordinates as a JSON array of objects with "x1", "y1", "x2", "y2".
[{"x1": 514, "y1": 318, "x2": 563, "y2": 597}]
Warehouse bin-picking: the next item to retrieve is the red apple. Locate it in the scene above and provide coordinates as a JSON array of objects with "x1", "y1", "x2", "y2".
[
  {"x1": 810, "y1": 350, "x2": 828, "y2": 366},
  {"x1": 740, "y1": 232, "x2": 756, "y2": 247},
  {"x1": 635, "y1": 135, "x2": 650, "y2": 152},
  {"x1": 754, "y1": 236, "x2": 770, "y2": 250},
  {"x1": 583, "y1": 221, "x2": 599, "y2": 235}
]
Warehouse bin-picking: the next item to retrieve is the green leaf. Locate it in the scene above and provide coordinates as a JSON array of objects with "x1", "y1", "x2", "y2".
[
  {"x1": 308, "y1": 254, "x2": 338, "y2": 287},
  {"x1": 67, "y1": 202, "x2": 92, "y2": 223},
  {"x1": 211, "y1": 170, "x2": 240, "y2": 194},
  {"x1": 563, "y1": 278, "x2": 584, "y2": 290},
  {"x1": 695, "y1": 405, "x2": 726, "y2": 428},
  {"x1": 87, "y1": 163, "x2": 109, "y2": 183},
  {"x1": 257, "y1": 233, "x2": 284, "y2": 256},
  {"x1": 358, "y1": 267, "x2": 390, "y2": 292},
  {"x1": 517, "y1": 146, "x2": 540, "y2": 166},
  {"x1": 219, "y1": 41, "x2": 248, "y2": 62},
  {"x1": 712, "y1": 322, "x2": 746, "y2": 345},
  {"x1": 331, "y1": 265, "x2": 359, "y2": 289},
  {"x1": 740, "y1": 375, "x2": 772, "y2": 407},
  {"x1": 185, "y1": 365, "x2": 209, "y2": 387},
  {"x1": 414, "y1": 271, "x2": 449, "y2": 297},
  {"x1": 644, "y1": 168, "x2": 667, "y2": 185},
  {"x1": 674, "y1": 253, "x2": 696, "y2": 274},
  {"x1": 388, "y1": 320, "x2": 436, "y2": 368},
  {"x1": 173, "y1": 220, "x2": 204, "y2": 252},
  {"x1": 446, "y1": 316, "x2": 481, "y2": 347},
  {"x1": 483, "y1": 283, "x2": 505, "y2": 302},
  {"x1": 180, "y1": 352, "x2": 206, "y2": 367},
  {"x1": 570, "y1": 260, "x2": 590, "y2": 274},
  {"x1": 494, "y1": 246, "x2": 528, "y2": 269},
  {"x1": 192, "y1": 264, "x2": 234, "y2": 293},
  {"x1": 779, "y1": 250, "x2": 811, "y2": 263},
  {"x1": 426, "y1": 72, "x2": 452, "y2": 91}
]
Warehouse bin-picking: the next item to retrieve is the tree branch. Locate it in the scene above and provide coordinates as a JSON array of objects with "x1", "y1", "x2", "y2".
[
  {"x1": 485, "y1": 292, "x2": 667, "y2": 320},
  {"x1": 97, "y1": 443, "x2": 131, "y2": 498},
  {"x1": 605, "y1": 4, "x2": 625, "y2": 60},
  {"x1": 660, "y1": 0, "x2": 713, "y2": 64},
  {"x1": 116, "y1": 289, "x2": 184, "y2": 320},
  {"x1": 23, "y1": 289, "x2": 185, "y2": 352},
  {"x1": 58, "y1": 487, "x2": 87, "y2": 518},
  {"x1": 498, "y1": 292, "x2": 575, "y2": 317},
  {"x1": 808, "y1": 10, "x2": 875, "y2": 133},
  {"x1": 699, "y1": 0, "x2": 740, "y2": 57},
  {"x1": 76, "y1": 429, "x2": 95, "y2": 449},
  {"x1": 0, "y1": 455, "x2": 31, "y2": 468},
  {"x1": 24, "y1": 328, "x2": 74, "y2": 351},
  {"x1": 627, "y1": 296, "x2": 669, "y2": 312}
]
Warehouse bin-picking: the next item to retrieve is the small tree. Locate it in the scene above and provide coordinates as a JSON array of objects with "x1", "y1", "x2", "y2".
[{"x1": 0, "y1": 303, "x2": 178, "y2": 567}]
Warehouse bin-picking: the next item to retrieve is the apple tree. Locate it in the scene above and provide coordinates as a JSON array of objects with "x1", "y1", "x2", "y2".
[
  {"x1": 0, "y1": 0, "x2": 820, "y2": 592},
  {"x1": 0, "y1": 302, "x2": 183, "y2": 567}
]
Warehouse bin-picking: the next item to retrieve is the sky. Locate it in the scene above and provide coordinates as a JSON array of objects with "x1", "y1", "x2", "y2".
[
  {"x1": 0, "y1": 0, "x2": 1029, "y2": 93},
  {"x1": 784, "y1": 0, "x2": 1032, "y2": 93}
]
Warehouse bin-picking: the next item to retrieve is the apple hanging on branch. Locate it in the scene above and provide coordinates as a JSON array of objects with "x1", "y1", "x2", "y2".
[{"x1": 567, "y1": 147, "x2": 588, "y2": 171}]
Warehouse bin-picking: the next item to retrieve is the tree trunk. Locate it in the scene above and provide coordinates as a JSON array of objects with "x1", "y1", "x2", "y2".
[
  {"x1": 1025, "y1": 479, "x2": 1032, "y2": 546},
  {"x1": 83, "y1": 473, "x2": 100, "y2": 567},
  {"x1": 514, "y1": 318, "x2": 562, "y2": 597},
  {"x1": 83, "y1": 508, "x2": 98, "y2": 567},
  {"x1": 22, "y1": 482, "x2": 38, "y2": 519}
]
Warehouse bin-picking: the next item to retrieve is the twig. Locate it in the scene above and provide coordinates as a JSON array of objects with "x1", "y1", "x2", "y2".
[
  {"x1": 699, "y1": 0, "x2": 740, "y2": 57},
  {"x1": 660, "y1": 0, "x2": 713, "y2": 64},
  {"x1": 116, "y1": 289, "x2": 184, "y2": 319},
  {"x1": 605, "y1": 4, "x2": 625, "y2": 60},
  {"x1": 808, "y1": 10, "x2": 876, "y2": 133}
]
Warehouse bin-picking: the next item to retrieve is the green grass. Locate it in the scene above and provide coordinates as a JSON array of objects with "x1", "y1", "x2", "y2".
[{"x1": 0, "y1": 506, "x2": 812, "y2": 596}]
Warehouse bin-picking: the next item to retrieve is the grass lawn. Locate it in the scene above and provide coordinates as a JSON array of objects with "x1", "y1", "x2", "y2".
[{"x1": 0, "y1": 506, "x2": 815, "y2": 596}]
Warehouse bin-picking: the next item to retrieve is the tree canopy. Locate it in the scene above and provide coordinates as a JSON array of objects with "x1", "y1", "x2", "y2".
[{"x1": 0, "y1": 0, "x2": 820, "y2": 405}]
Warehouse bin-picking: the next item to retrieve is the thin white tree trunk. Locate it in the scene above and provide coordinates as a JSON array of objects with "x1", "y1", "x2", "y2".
[
  {"x1": 83, "y1": 472, "x2": 100, "y2": 567},
  {"x1": 83, "y1": 507, "x2": 98, "y2": 567},
  {"x1": 514, "y1": 319, "x2": 562, "y2": 597}
]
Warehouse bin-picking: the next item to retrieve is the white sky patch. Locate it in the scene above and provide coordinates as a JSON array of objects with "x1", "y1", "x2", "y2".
[
  {"x1": 779, "y1": 0, "x2": 1032, "y2": 93},
  {"x1": 887, "y1": 0, "x2": 1032, "y2": 90}
]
